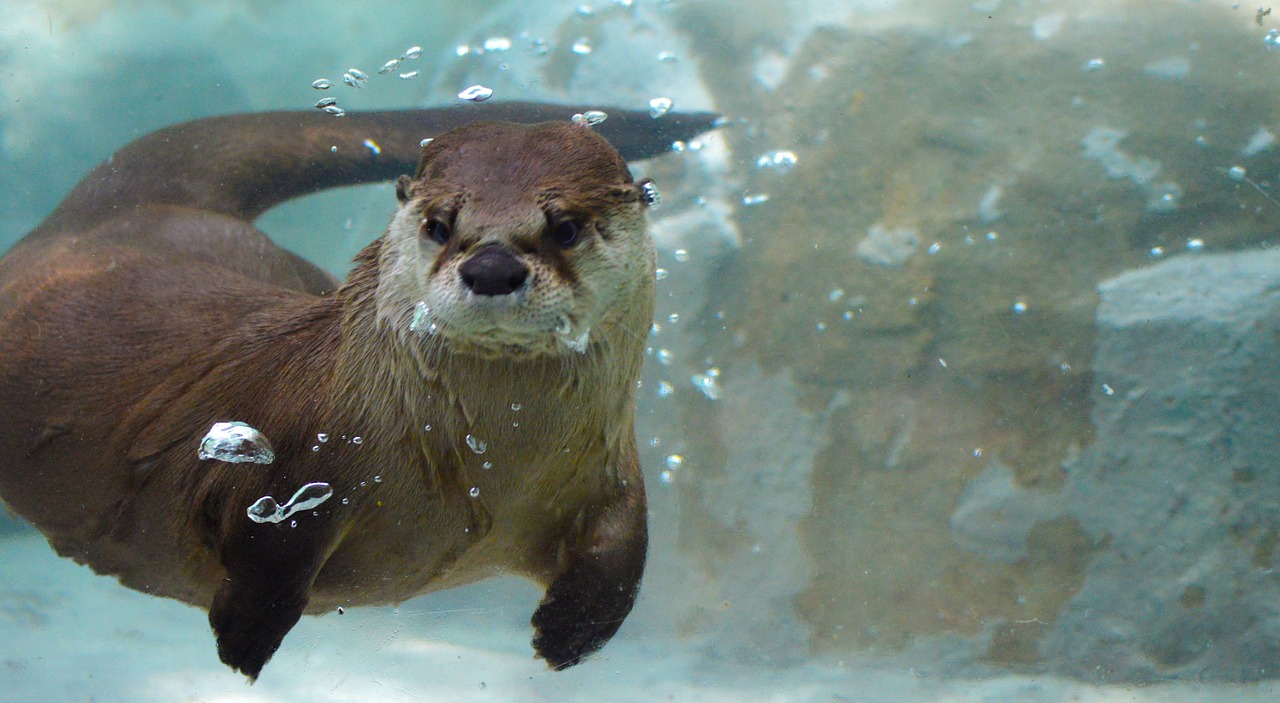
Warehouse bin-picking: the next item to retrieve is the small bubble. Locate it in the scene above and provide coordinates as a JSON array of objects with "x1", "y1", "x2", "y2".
[
  {"x1": 315, "y1": 97, "x2": 338, "y2": 109},
  {"x1": 742, "y1": 193, "x2": 771, "y2": 206},
  {"x1": 341, "y1": 497, "x2": 349, "y2": 505},
  {"x1": 337, "y1": 606, "x2": 345, "y2": 615},
  {"x1": 659, "y1": 470, "x2": 674, "y2": 484},
  {"x1": 1012, "y1": 300, "x2": 1028, "y2": 314},
  {"x1": 322, "y1": 106, "x2": 347, "y2": 117},
  {"x1": 1102, "y1": 383, "x2": 1115, "y2": 396},
  {"x1": 405, "y1": 46, "x2": 423, "y2": 59},
  {"x1": 928, "y1": 242, "x2": 941, "y2": 255},
  {"x1": 755, "y1": 150, "x2": 799, "y2": 174},
  {"x1": 424, "y1": 424, "x2": 433, "y2": 432},
  {"x1": 352, "y1": 436, "x2": 363, "y2": 445},
  {"x1": 466, "y1": 434, "x2": 488, "y2": 454},
  {"x1": 469, "y1": 486, "x2": 481, "y2": 498},
  {"x1": 318, "y1": 433, "x2": 329, "y2": 443},
  {"x1": 312, "y1": 78, "x2": 333, "y2": 90},
  {"x1": 973, "y1": 448, "x2": 983, "y2": 458},
  {"x1": 1229, "y1": 165, "x2": 1248, "y2": 181},
  {"x1": 1082, "y1": 57, "x2": 1106, "y2": 72},
  {"x1": 571, "y1": 110, "x2": 608, "y2": 126},
  {"x1": 648, "y1": 97, "x2": 673, "y2": 118},
  {"x1": 1186, "y1": 238, "x2": 1205, "y2": 251},
  {"x1": 657, "y1": 381, "x2": 674, "y2": 398},
  {"x1": 575, "y1": 5, "x2": 595, "y2": 17},
  {"x1": 458, "y1": 84, "x2": 494, "y2": 102},
  {"x1": 482, "y1": 461, "x2": 493, "y2": 470},
  {"x1": 378, "y1": 59, "x2": 400, "y2": 74},
  {"x1": 673, "y1": 249, "x2": 690, "y2": 263},
  {"x1": 571, "y1": 38, "x2": 593, "y2": 55},
  {"x1": 290, "y1": 520, "x2": 298, "y2": 528},
  {"x1": 939, "y1": 358, "x2": 948, "y2": 368},
  {"x1": 483, "y1": 36, "x2": 512, "y2": 52},
  {"x1": 399, "y1": 70, "x2": 419, "y2": 80},
  {"x1": 343, "y1": 70, "x2": 369, "y2": 88},
  {"x1": 419, "y1": 138, "x2": 433, "y2": 148},
  {"x1": 665, "y1": 454, "x2": 683, "y2": 470},
  {"x1": 373, "y1": 475, "x2": 382, "y2": 483},
  {"x1": 691, "y1": 370, "x2": 722, "y2": 400},
  {"x1": 668, "y1": 313, "x2": 680, "y2": 324},
  {"x1": 312, "y1": 445, "x2": 320, "y2": 452},
  {"x1": 640, "y1": 181, "x2": 661, "y2": 207},
  {"x1": 654, "y1": 268, "x2": 669, "y2": 280},
  {"x1": 511, "y1": 403, "x2": 522, "y2": 411},
  {"x1": 656, "y1": 51, "x2": 678, "y2": 63},
  {"x1": 829, "y1": 289, "x2": 845, "y2": 302}
]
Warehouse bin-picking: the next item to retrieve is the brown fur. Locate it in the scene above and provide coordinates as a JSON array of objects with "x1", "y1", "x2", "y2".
[{"x1": 0, "y1": 104, "x2": 716, "y2": 679}]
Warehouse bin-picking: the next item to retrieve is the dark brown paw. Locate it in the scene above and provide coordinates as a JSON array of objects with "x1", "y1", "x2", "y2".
[
  {"x1": 530, "y1": 557, "x2": 639, "y2": 670},
  {"x1": 209, "y1": 586, "x2": 306, "y2": 680}
]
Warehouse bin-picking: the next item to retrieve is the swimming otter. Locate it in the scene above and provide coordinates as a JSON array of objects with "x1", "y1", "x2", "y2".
[{"x1": 0, "y1": 102, "x2": 716, "y2": 679}]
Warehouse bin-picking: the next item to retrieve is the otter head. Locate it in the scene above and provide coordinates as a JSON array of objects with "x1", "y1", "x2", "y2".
[{"x1": 375, "y1": 121, "x2": 657, "y2": 359}]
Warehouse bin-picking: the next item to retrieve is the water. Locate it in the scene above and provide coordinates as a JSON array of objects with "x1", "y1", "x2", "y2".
[{"x1": 1, "y1": 0, "x2": 1279, "y2": 701}]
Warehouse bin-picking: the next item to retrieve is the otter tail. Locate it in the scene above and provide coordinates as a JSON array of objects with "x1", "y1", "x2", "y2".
[{"x1": 37, "y1": 102, "x2": 718, "y2": 235}]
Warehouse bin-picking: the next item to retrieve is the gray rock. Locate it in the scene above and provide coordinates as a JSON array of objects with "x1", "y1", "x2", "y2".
[{"x1": 1040, "y1": 249, "x2": 1280, "y2": 682}]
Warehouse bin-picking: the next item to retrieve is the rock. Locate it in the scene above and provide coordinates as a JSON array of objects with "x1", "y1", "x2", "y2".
[{"x1": 1039, "y1": 249, "x2": 1280, "y2": 682}]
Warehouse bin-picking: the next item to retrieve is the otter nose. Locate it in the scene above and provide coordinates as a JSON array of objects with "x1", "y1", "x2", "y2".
[{"x1": 459, "y1": 245, "x2": 529, "y2": 296}]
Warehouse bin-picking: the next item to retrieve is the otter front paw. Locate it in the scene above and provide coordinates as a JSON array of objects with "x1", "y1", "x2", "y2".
[
  {"x1": 209, "y1": 584, "x2": 307, "y2": 680},
  {"x1": 530, "y1": 554, "x2": 641, "y2": 670}
]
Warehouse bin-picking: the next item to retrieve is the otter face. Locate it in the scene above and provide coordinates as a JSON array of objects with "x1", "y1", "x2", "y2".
[{"x1": 376, "y1": 121, "x2": 656, "y2": 358}]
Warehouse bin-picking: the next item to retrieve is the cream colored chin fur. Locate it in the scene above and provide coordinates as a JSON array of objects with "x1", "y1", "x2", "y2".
[{"x1": 372, "y1": 196, "x2": 652, "y2": 358}]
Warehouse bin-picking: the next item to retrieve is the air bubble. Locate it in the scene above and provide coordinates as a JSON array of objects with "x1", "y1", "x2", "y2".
[
  {"x1": 322, "y1": 106, "x2": 347, "y2": 117},
  {"x1": 312, "y1": 79, "x2": 333, "y2": 90},
  {"x1": 665, "y1": 454, "x2": 683, "y2": 470},
  {"x1": 469, "y1": 486, "x2": 481, "y2": 498},
  {"x1": 482, "y1": 461, "x2": 493, "y2": 470},
  {"x1": 315, "y1": 97, "x2": 338, "y2": 109},
  {"x1": 399, "y1": 71, "x2": 419, "y2": 80},
  {"x1": 640, "y1": 181, "x2": 661, "y2": 207},
  {"x1": 571, "y1": 38, "x2": 594, "y2": 55},
  {"x1": 343, "y1": 70, "x2": 369, "y2": 88},
  {"x1": 198, "y1": 422, "x2": 275, "y2": 464},
  {"x1": 571, "y1": 110, "x2": 608, "y2": 126},
  {"x1": 318, "y1": 433, "x2": 329, "y2": 443},
  {"x1": 378, "y1": 59, "x2": 400, "y2": 74},
  {"x1": 483, "y1": 37, "x2": 512, "y2": 52},
  {"x1": 674, "y1": 249, "x2": 690, "y2": 262},
  {"x1": 648, "y1": 97, "x2": 673, "y2": 118},
  {"x1": 246, "y1": 482, "x2": 334, "y2": 524},
  {"x1": 458, "y1": 84, "x2": 494, "y2": 102},
  {"x1": 511, "y1": 403, "x2": 522, "y2": 411},
  {"x1": 351, "y1": 436, "x2": 363, "y2": 445},
  {"x1": 419, "y1": 138, "x2": 434, "y2": 148},
  {"x1": 755, "y1": 150, "x2": 799, "y2": 174},
  {"x1": 742, "y1": 193, "x2": 771, "y2": 206},
  {"x1": 1228, "y1": 165, "x2": 1247, "y2": 181},
  {"x1": 466, "y1": 434, "x2": 488, "y2": 454},
  {"x1": 405, "y1": 46, "x2": 423, "y2": 59}
]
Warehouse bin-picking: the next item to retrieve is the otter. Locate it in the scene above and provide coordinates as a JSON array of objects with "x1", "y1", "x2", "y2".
[{"x1": 0, "y1": 102, "x2": 717, "y2": 679}]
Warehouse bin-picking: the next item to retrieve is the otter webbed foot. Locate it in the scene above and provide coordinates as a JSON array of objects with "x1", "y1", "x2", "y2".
[
  {"x1": 209, "y1": 581, "x2": 308, "y2": 680},
  {"x1": 531, "y1": 486, "x2": 648, "y2": 669}
]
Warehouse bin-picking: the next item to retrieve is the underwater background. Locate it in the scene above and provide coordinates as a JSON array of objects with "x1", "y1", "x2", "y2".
[{"x1": 4, "y1": 0, "x2": 1280, "y2": 700}]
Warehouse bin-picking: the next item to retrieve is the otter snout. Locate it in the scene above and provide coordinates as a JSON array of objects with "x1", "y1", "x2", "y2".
[{"x1": 459, "y1": 245, "x2": 529, "y2": 296}]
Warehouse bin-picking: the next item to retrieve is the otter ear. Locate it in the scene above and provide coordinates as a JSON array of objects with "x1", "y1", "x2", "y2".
[{"x1": 395, "y1": 175, "x2": 413, "y2": 204}]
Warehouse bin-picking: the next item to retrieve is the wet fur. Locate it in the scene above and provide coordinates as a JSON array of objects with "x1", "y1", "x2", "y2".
[{"x1": 0, "y1": 104, "x2": 715, "y2": 679}]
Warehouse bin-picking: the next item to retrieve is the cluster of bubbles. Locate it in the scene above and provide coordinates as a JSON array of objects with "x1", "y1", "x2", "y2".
[{"x1": 310, "y1": 45, "x2": 424, "y2": 117}]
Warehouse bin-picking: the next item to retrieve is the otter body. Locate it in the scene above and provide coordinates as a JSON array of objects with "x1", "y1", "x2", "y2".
[{"x1": 0, "y1": 104, "x2": 715, "y2": 678}]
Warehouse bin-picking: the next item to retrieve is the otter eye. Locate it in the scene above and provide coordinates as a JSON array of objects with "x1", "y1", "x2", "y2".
[
  {"x1": 420, "y1": 218, "x2": 451, "y2": 245},
  {"x1": 548, "y1": 219, "x2": 581, "y2": 248}
]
